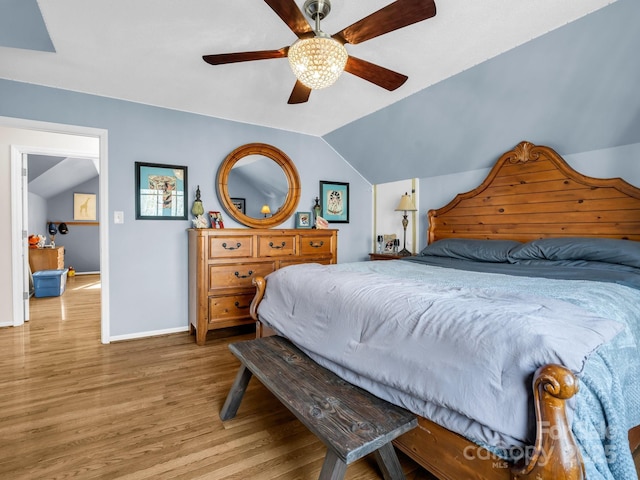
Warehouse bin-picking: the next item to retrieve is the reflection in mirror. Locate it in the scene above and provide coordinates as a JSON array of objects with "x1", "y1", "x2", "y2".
[{"x1": 228, "y1": 155, "x2": 288, "y2": 218}]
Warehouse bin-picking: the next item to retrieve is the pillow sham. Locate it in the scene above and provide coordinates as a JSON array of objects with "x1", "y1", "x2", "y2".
[
  {"x1": 419, "y1": 238, "x2": 521, "y2": 263},
  {"x1": 508, "y1": 237, "x2": 640, "y2": 268}
]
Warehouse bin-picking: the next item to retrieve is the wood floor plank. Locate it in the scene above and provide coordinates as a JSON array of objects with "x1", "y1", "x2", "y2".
[{"x1": 0, "y1": 274, "x2": 435, "y2": 480}]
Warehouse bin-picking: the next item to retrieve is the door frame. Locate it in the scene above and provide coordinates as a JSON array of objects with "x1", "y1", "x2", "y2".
[{"x1": 3, "y1": 116, "x2": 110, "y2": 344}]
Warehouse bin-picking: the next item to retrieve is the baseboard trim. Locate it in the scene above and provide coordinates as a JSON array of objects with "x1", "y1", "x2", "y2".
[{"x1": 110, "y1": 326, "x2": 189, "y2": 342}]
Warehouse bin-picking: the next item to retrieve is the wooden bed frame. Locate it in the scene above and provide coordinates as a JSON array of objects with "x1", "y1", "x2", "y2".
[{"x1": 251, "y1": 141, "x2": 640, "y2": 480}]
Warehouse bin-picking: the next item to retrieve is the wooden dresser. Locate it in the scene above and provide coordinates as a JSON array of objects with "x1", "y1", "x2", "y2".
[
  {"x1": 188, "y1": 228, "x2": 338, "y2": 345},
  {"x1": 29, "y1": 246, "x2": 64, "y2": 272}
]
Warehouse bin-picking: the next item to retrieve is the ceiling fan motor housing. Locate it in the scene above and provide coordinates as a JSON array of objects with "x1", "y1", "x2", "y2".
[{"x1": 304, "y1": 0, "x2": 331, "y2": 21}]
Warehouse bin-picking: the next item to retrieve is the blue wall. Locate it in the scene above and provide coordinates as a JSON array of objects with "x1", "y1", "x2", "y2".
[
  {"x1": 323, "y1": 0, "x2": 640, "y2": 185},
  {"x1": 0, "y1": 79, "x2": 372, "y2": 338},
  {"x1": 47, "y1": 176, "x2": 101, "y2": 273}
]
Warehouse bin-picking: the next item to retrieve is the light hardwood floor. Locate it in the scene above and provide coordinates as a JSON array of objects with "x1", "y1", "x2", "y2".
[{"x1": 0, "y1": 274, "x2": 435, "y2": 480}]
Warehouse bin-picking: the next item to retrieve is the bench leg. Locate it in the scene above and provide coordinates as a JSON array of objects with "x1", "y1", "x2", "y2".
[
  {"x1": 318, "y1": 449, "x2": 348, "y2": 480},
  {"x1": 220, "y1": 365, "x2": 253, "y2": 421},
  {"x1": 373, "y1": 443, "x2": 405, "y2": 480}
]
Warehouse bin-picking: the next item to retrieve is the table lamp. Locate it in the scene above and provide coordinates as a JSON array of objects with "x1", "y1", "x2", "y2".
[
  {"x1": 261, "y1": 204, "x2": 271, "y2": 217},
  {"x1": 394, "y1": 192, "x2": 417, "y2": 256}
]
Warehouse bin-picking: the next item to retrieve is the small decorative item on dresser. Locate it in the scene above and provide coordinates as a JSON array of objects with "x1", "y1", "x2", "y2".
[
  {"x1": 209, "y1": 211, "x2": 224, "y2": 228},
  {"x1": 315, "y1": 216, "x2": 329, "y2": 229},
  {"x1": 313, "y1": 196, "x2": 322, "y2": 227},
  {"x1": 191, "y1": 185, "x2": 204, "y2": 217},
  {"x1": 295, "y1": 212, "x2": 312, "y2": 229}
]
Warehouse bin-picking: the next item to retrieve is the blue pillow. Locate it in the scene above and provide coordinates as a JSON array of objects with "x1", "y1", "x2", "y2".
[
  {"x1": 419, "y1": 238, "x2": 521, "y2": 263},
  {"x1": 508, "y1": 237, "x2": 640, "y2": 268}
]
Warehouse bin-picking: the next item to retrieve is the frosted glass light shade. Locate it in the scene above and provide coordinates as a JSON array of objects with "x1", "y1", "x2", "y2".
[{"x1": 288, "y1": 35, "x2": 348, "y2": 90}]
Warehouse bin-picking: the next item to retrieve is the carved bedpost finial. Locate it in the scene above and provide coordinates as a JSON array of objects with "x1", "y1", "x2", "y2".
[{"x1": 512, "y1": 364, "x2": 585, "y2": 480}]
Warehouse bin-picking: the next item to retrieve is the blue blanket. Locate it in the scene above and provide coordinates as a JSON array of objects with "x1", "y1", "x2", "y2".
[{"x1": 258, "y1": 259, "x2": 640, "y2": 480}]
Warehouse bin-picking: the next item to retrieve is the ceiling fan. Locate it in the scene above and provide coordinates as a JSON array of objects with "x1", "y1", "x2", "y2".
[{"x1": 202, "y1": 0, "x2": 437, "y2": 104}]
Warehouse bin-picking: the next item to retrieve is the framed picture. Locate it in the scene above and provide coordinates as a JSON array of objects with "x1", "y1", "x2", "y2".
[
  {"x1": 209, "y1": 211, "x2": 224, "y2": 229},
  {"x1": 73, "y1": 193, "x2": 97, "y2": 221},
  {"x1": 319, "y1": 181, "x2": 349, "y2": 223},
  {"x1": 135, "y1": 162, "x2": 188, "y2": 220},
  {"x1": 295, "y1": 211, "x2": 312, "y2": 229},
  {"x1": 383, "y1": 234, "x2": 397, "y2": 253},
  {"x1": 230, "y1": 197, "x2": 246, "y2": 214}
]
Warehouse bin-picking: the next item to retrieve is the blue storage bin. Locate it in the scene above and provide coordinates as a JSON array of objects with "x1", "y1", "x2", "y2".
[{"x1": 33, "y1": 269, "x2": 68, "y2": 298}]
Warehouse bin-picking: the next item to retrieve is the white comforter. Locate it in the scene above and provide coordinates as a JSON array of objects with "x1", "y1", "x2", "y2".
[{"x1": 256, "y1": 261, "x2": 627, "y2": 449}]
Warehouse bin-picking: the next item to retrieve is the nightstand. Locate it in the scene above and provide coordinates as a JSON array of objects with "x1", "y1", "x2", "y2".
[{"x1": 369, "y1": 252, "x2": 404, "y2": 261}]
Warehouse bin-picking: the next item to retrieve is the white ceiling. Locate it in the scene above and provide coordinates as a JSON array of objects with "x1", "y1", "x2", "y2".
[{"x1": 0, "y1": 0, "x2": 616, "y2": 136}]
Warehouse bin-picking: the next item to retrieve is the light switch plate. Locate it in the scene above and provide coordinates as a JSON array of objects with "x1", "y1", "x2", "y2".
[{"x1": 114, "y1": 211, "x2": 124, "y2": 224}]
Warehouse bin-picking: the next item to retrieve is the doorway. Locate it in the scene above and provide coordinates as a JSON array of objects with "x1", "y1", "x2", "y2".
[{"x1": 2, "y1": 116, "x2": 110, "y2": 344}]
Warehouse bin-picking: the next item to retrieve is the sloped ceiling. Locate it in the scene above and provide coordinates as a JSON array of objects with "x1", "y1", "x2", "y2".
[
  {"x1": 28, "y1": 154, "x2": 99, "y2": 199},
  {"x1": 1, "y1": 0, "x2": 637, "y2": 186},
  {"x1": 325, "y1": 0, "x2": 640, "y2": 184},
  {"x1": 0, "y1": 0, "x2": 616, "y2": 136}
]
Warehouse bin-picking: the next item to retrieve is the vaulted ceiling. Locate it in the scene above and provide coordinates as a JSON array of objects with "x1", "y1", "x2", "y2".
[{"x1": 0, "y1": 0, "x2": 617, "y2": 137}]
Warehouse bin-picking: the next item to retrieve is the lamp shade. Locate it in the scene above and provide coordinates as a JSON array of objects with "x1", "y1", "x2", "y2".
[
  {"x1": 261, "y1": 204, "x2": 271, "y2": 215},
  {"x1": 288, "y1": 34, "x2": 348, "y2": 90},
  {"x1": 395, "y1": 192, "x2": 417, "y2": 212}
]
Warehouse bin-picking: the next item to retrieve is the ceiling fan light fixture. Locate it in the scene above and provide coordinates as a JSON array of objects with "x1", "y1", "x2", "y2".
[{"x1": 288, "y1": 34, "x2": 348, "y2": 90}]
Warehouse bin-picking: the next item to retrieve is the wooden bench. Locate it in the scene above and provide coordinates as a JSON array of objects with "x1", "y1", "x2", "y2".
[{"x1": 220, "y1": 336, "x2": 418, "y2": 480}]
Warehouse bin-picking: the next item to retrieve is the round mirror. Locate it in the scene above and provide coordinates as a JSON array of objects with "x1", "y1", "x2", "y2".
[{"x1": 217, "y1": 143, "x2": 301, "y2": 228}]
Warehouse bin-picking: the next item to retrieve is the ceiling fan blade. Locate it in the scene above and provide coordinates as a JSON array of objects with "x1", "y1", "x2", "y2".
[
  {"x1": 344, "y1": 56, "x2": 408, "y2": 91},
  {"x1": 203, "y1": 48, "x2": 288, "y2": 65},
  {"x1": 333, "y1": 0, "x2": 436, "y2": 45},
  {"x1": 287, "y1": 80, "x2": 312, "y2": 104},
  {"x1": 264, "y1": 0, "x2": 314, "y2": 38}
]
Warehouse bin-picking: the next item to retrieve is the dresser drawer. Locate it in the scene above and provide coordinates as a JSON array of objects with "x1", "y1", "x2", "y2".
[
  {"x1": 208, "y1": 235, "x2": 254, "y2": 259},
  {"x1": 257, "y1": 235, "x2": 296, "y2": 257},
  {"x1": 208, "y1": 293, "x2": 255, "y2": 323},
  {"x1": 299, "y1": 235, "x2": 334, "y2": 256},
  {"x1": 209, "y1": 262, "x2": 275, "y2": 290}
]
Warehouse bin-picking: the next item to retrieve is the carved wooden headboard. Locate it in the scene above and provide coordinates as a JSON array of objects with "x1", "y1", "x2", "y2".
[{"x1": 428, "y1": 141, "x2": 640, "y2": 243}]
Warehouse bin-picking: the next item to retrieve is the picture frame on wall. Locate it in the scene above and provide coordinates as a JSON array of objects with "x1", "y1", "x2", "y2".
[
  {"x1": 230, "y1": 197, "x2": 246, "y2": 214},
  {"x1": 135, "y1": 162, "x2": 188, "y2": 220},
  {"x1": 319, "y1": 181, "x2": 349, "y2": 223},
  {"x1": 73, "y1": 193, "x2": 97, "y2": 221},
  {"x1": 295, "y1": 211, "x2": 312, "y2": 229}
]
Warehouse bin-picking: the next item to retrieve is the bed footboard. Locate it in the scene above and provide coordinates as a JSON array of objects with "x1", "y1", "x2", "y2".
[
  {"x1": 249, "y1": 276, "x2": 585, "y2": 480},
  {"x1": 512, "y1": 364, "x2": 584, "y2": 480}
]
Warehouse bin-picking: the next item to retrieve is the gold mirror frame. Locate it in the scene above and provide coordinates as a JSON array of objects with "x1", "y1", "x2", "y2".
[{"x1": 217, "y1": 143, "x2": 301, "y2": 228}]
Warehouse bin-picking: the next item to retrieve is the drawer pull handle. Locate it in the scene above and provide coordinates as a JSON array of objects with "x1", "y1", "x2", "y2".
[
  {"x1": 269, "y1": 241, "x2": 286, "y2": 249},
  {"x1": 234, "y1": 301, "x2": 250, "y2": 309},
  {"x1": 222, "y1": 242, "x2": 241, "y2": 250},
  {"x1": 234, "y1": 270, "x2": 254, "y2": 279},
  {"x1": 309, "y1": 241, "x2": 324, "y2": 248}
]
